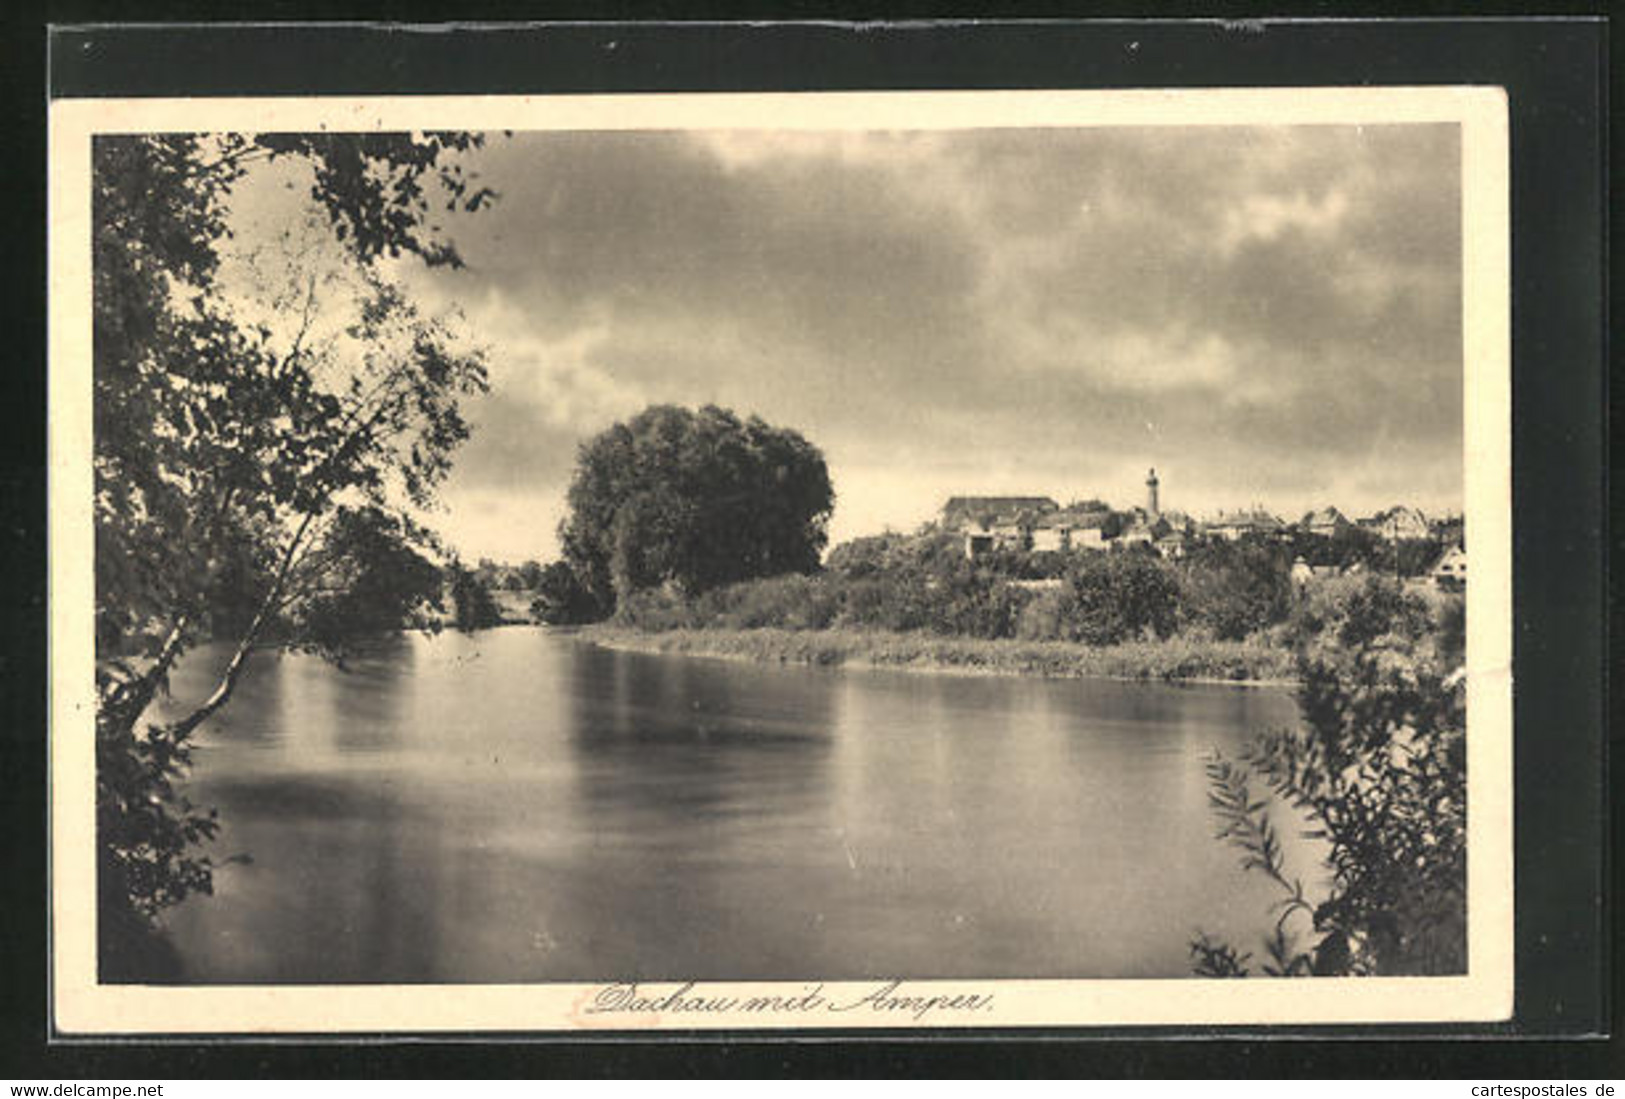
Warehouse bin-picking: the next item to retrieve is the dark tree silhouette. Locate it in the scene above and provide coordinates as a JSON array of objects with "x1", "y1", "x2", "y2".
[
  {"x1": 530, "y1": 561, "x2": 599, "y2": 625},
  {"x1": 447, "y1": 562, "x2": 503, "y2": 631}
]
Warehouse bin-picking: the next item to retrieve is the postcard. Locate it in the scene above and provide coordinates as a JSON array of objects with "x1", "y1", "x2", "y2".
[{"x1": 50, "y1": 86, "x2": 1512, "y2": 1033}]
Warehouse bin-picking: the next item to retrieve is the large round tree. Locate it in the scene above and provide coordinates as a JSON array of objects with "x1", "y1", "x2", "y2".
[{"x1": 560, "y1": 405, "x2": 834, "y2": 613}]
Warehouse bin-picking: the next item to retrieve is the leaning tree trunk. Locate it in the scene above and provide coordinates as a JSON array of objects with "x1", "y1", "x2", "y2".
[{"x1": 97, "y1": 509, "x2": 319, "y2": 978}]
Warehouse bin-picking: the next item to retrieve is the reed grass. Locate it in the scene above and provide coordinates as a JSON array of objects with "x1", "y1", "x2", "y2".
[{"x1": 580, "y1": 625, "x2": 1296, "y2": 685}]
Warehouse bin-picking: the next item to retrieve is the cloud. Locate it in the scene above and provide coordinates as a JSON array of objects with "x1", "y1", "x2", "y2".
[{"x1": 251, "y1": 122, "x2": 1464, "y2": 560}]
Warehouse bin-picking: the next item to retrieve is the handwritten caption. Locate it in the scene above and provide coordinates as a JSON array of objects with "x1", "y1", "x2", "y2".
[{"x1": 576, "y1": 980, "x2": 995, "y2": 1025}]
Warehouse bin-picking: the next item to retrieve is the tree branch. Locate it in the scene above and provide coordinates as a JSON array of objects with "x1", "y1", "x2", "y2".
[
  {"x1": 101, "y1": 481, "x2": 241, "y2": 736},
  {"x1": 166, "y1": 510, "x2": 318, "y2": 742},
  {"x1": 192, "y1": 144, "x2": 275, "y2": 179},
  {"x1": 273, "y1": 272, "x2": 322, "y2": 383},
  {"x1": 100, "y1": 615, "x2": 191, "y2": 737}
]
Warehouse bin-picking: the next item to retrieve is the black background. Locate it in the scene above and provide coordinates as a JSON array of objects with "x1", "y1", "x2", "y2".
[{"x1": 3, "y1": 10, "x2": 1612, "y2": 1079}]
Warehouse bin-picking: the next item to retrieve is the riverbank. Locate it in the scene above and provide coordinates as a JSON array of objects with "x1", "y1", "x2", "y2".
[{"x1": 580, "y1": 625, "x2": 1298, "y2": 686}]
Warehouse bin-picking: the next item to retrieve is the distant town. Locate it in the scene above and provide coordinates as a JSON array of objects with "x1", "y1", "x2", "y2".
[{"x1": 939, "y1": 469, "x2": 1465, "y2": 590}]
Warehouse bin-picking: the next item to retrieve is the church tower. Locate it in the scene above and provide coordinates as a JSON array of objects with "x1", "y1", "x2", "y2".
[{"x1": 1146, "y1": 468, "x2": 1160, "y2": 518}]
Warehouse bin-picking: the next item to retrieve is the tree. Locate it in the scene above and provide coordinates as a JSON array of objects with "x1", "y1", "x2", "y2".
[
  {"x1": 559, "y1": 405, "x2": 834, "y2": 613},
  {"x1": 1180, "y1": 538, "x2": 1293, "y2": 640},
  {"x1": 93, "y1": 132, "x2": 494, "y2": 970},
  {"x1": 530, "y1": 561, "x2": 598, "y2": 625},
  {"x1": 447, "y1": 562, "x2": 503, "y2": 630},
  {"x1": 288, "y1": 506, "x2": 448, "y2": 661},
  {"x1": 1288, "y1": 523, "x2": 1382, "y2": 571},
  {"x1": 516, "y1": 559, "x2": 546, "y2": 590},
  {"x1": 1394, "y1": 538, "x2": 1444, "y2": 578},
  {"x1": 1015, "y1": 553, "x2": 1180, "y2": 645}
]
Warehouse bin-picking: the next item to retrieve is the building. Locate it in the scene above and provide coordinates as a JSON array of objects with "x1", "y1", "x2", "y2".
[
  {"x1": 1030, "y1": 519, "x2": 1066, "y2": 553},
  {"x1": 964, "y1": 519, "x2": 1035, "y2": 558},
  {"x1": 1204, "y1": 507, "x2": 1286, "y2": 541},
  {"x1": 1359, "y1": 505, "x2": 1430, "y2": 541},
  {"x1": 942, "y1": 496, "x2": 1059, "y2": 559},
  {"x1": 1300, "y1": 506, "x2": 1351, "y2": 537},
  {"x1": 1120, "y1": 510, "x2": 1176, "y2": 549},
  {"x1": 1118, "y1": 521, "x2": 1156, "y2": 549},
  {"x1": 1387, "y1": 506, "x2": 1430, "y2": 540},
  {"x1": 1154, "y1": 530, "x2": 1188, "y2": 559},
  {"x1": 1072, "y1": 522, "x2": 1109, "y2": 550},
  {"x1": 1029, "y1": 508, "x2": 1111, "y2": 553},
  {"x1": 941, "y1": 496, "x2": 1059, "y2": 533},
  {"x1": 963, "y1": 531, "x2": 997, "y2": 559},
  {"x1": 1432, "y1": 545, "x2": 1467, "y2": 590},
  {"x1": 946, "y1": 475, "x2": 1185, "y2": 559},
  {"x1": 1030, "y1": 516, "x2": 1066, "y2": 553}
]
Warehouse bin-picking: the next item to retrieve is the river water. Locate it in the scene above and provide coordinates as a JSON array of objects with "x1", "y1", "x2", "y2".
[{"x1": 156, "y1": 626, "x2": 1305, "y2": 982}]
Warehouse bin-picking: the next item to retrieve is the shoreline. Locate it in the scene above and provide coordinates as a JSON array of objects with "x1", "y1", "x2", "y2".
[{"x1": 579, "y1": 625, "x2": 1299, "y2": 689}]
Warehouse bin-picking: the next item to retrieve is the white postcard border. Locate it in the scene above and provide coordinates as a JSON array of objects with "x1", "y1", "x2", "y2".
[{"x1": 49, "y1": 86, "x2": 1513, "y2": 1034}]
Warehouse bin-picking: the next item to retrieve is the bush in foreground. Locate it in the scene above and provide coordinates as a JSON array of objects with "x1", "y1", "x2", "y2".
[{"x1": 1193, "y1": 576, "x2": 1466, "y2": 976}]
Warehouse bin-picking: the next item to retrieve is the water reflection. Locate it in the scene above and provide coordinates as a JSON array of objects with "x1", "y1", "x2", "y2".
[{"x1": 155, "y1": 627, "x2": 1302, "y2": 983}]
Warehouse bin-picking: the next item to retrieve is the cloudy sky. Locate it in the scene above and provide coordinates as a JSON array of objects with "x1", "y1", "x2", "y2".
[{"x1": 236, "y1": 122, "x2": 1463, "y2": 563}]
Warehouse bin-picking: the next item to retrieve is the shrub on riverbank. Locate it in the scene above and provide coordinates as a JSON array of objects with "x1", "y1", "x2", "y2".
[
  {"x1": 1178, "y1": 539, "x2": 1295, "y2": 641},
  {"x1": 1015, "y1": 552, "x2": 1181, "y2": 644},
  {"x1": 1193, "y1": 572, "x2": 1467, "y2": 976},
  {"x1": 616, "y1": 541, "x2": 1197, "y2": 645},
  {"x1": 602, "y1": 534, "x2": 1459, "y2": 690}
]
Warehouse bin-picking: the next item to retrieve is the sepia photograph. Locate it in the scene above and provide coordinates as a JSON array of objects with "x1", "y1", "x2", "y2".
[{"x1": 49, "y1": 87, "x2": 1512, "y2": 1032}]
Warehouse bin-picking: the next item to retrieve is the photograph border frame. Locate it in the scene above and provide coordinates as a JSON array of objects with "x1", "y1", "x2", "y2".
[
  {"x1": 47, "y1": 85, "x2": 1514, "y2": 1037},
  {"x1": 10, "y1": 15, "x2": 1606, "y2": 1069}
]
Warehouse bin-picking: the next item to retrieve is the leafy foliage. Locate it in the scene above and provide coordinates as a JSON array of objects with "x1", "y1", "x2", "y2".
[
  {"x1": 1189, "y1": 933, "x2": 1252, "y2": 978},
  {"x1": 613, "y1": 533, "x2": 1192, "y2": 647},
  {"x1": 287, "y1": 507, "x2": 447, "y2": 660},
  {"x1": 93, "y1": 131, "x2": 494, "y2": 970},
  {"x1": 530, "y1": 561, "x2": 601, "y2": 625},
  {"x1": 96, "y1": 714, "x2": 220, "y2": 923},
  {"x1": 1285, "y1": 571, "x2": 1448, "y2": 655},
  {"x1": 1193, "y1": 576, "x2": 1467, "y2": 977},
  {"x1": 560, "y1": 404, "x2": 834, "y2": 612},
  {"x1": 823, "y1": 532, "x2": 926, "y2": 579},
  {"x1": 1284, "y1": 525, "x2": 1382, "y2": 571},
  {"x1": 1201, "y1": 753, "x2": 1321, "y2": 976},
  {"x1": 1017, "y1": 553, "x2": 1181, "y2": 645},
  {"x1": 94, "y1": 134, "x2": 490, "y2": 649},
  {"x1": 447, "y1": 562, "x2": 503, "y2": 631},
  {"x1": 1283, "y1": 526, "x2": 1443, "y2": 579},
  {"x1": 1179, "y1": 537, "x2": 1294, "y2": 640}
]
